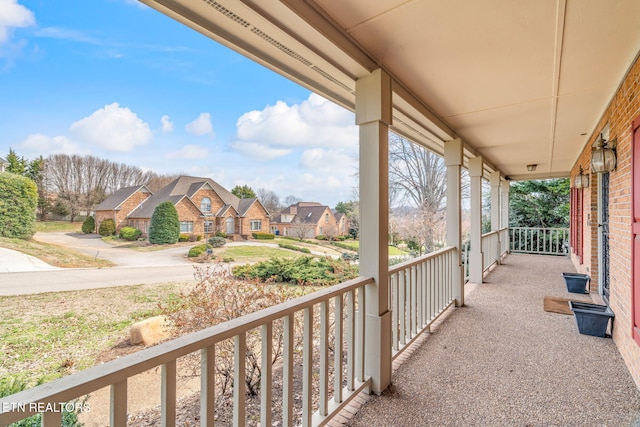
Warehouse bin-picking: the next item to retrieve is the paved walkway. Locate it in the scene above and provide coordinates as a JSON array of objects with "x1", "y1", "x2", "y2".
[{"x1": 344, "y1": 254, "x2": 640, "y2": 427}]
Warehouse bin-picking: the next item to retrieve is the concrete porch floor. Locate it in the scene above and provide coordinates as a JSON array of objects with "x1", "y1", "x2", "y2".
[{"x1": 344, "y1": 254, "x2": 640, "y2": 426}]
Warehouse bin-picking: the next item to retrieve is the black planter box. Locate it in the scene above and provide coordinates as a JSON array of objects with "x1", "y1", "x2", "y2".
[
  {"x1": 562, "y1": 272, "x2": 590, "y2": 294},
  {"x1": 569, "y1": 301, "x2": 614, "y2": 337}
]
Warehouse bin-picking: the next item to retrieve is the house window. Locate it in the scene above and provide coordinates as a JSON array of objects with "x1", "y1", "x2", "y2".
[
  {"x1": 250, "y1": 220, "x2": 262, "y2": 231},
  {"x1": 180, "y1": 221, "x2": 193, "y2": 233},
  {"x1": 201, "y1": 197, "x2": 212, "y2": 213},
  {"x1": 204, "y1": 221, "x2": 214, "y2": 233},
  {"x1": 325, "y1": 213, "x2": 329, "y2": 223}
]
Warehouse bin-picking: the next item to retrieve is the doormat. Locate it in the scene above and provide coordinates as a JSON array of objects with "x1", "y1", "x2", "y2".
[{"x1": 543, "y1": 296, "x2": 578, "y2": 315}]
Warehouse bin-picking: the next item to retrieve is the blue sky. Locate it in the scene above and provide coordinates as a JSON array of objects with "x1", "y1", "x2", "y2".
[{"x1": 0, "y1": 0, "x2": 359, "y2": 207}]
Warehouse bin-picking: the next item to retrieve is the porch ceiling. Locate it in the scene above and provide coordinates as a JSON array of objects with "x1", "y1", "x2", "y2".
[{"x1": 141, "y1": 0, "x2": 640, "y2": 180}]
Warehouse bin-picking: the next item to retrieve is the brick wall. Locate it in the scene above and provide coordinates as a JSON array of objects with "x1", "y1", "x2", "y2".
[
  {"x1": 571, "y1": 53, "x2": 640, "y2": 387},
  {"x1": 95, "y1": 191, "x2": 151, "y2": 233},
  {"x1": 239, "y1": 201, "x2": 270, "y2": 237}
]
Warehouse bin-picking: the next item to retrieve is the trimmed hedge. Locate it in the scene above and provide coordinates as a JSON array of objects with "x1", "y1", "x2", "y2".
[
  {"x1": 232, "y1": 256, "x2": 357, "y2": 286},
  {"x1": 252, "y1": 232, "x2": 275, "y2": 240},
  {"x1": 81, "y1": 216, "x2": 95, "y2": 234},
  {"x1": 0, "y1": 172, "x2": 37, "y2": 239},
  {"x1": 98, "y1": 219, "x2": 116, "y2": 236},
  {"x1": 119, "y1": 226, "x2": 142, "y2": 241},
  {"x1": 278, "y1": 243, "x2": 311, "y2": 253},
  {"x1": 188, "y1": 244, "x2": 212, "y2": 258}
]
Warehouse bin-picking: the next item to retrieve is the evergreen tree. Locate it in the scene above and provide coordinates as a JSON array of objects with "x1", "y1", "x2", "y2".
[
  {"x1": 5, "y1": 148, "x2": 26, "y2": 175},
  {"x1": 0, "y1": 172, "x2": 38, "y2": 239},
  {"x1": 509, "y1": 179, "x2": 569, "y2": 228},
  {"x1": 231, "y1": 184, "x2": 256, "y2": 199},
  {"x1": 148, "y1": 201, "x2": 180, "y2": 244}
]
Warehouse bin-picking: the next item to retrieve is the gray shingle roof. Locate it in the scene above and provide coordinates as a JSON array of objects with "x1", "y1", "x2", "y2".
[
  {"x1": 94, "y1": 185, "x2": 151, "y2": 211},
  {"x1": 127, "y1": 176, "x2": 244, "y2": 219},
  {"x1": 273, "y1": 202, "x2": 330, "y2": 224}
]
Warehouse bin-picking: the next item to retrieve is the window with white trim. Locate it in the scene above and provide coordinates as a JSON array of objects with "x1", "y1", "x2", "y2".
[
  {"x1": 250, "y1": 220, "x2": 262, "y2": 231},
  {"x1": 201, "y1": 197, "x2": 211, "y2": 213},
  {"x1": 180, "y1": 221, "x2": 193, "y2": 233}
]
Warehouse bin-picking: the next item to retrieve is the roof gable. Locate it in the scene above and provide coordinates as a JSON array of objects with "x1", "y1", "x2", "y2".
[{"x1": 94, "y1": 185, "x2": 152, "y2": 211}]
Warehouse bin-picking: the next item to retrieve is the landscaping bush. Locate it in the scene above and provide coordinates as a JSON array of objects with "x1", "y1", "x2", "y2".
[
  {"x1": 81, "y1": 216, "x2": 95, "y2": 234},
  {"x1": 252, "y1": 232, "x2": 275, "y2": 240},
  {"x1": 188, "y1": 244, "x2": 212, "y2": 258},
  {"x1": 149, "y1": 201, "x2": 180, "y2": 244},
  {"x1": 208, "y1": 236, "x2": 227, "y2": 248},
  {"x1": 232, "y1": 256, "x2": 358, "y2": 286},
  {"x1": 98, "y1": 218, "x2": 116, "y2": 236},
  {"x1": 331, "y1": 241, "x2": 358, "y2": 251},
  {"x1": 119, "y1": 226, "x2": 142, "y2": 241},
  {"x1": 215, "y1": 231, "x2": 227, "y2": 238},
  {"x1": 315, "y1": 235, "x2": 326, "y2": 240},
  {"x1": 282, "y1": 236, "x2": 317, "y2": 245},
  {"x1": 0, "y1": 172, "x2": 37, "y2": 239},
  {"x1": 278, "y1": 243, "x2": 311, "y2": 254},
  {"x1": 178, "y1": 234, "x2": 190, "y2": 242}
]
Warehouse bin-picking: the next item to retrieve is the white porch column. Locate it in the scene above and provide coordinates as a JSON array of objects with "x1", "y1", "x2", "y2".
[
  {"x1": 490, "y1": 171, "x2": 501, "y2": 265},
  {"x1": 469, "y1": 156, "x2": 484, "y2": 283},
  {"x1": 501, "y1": 179, "x2": 510, "y2": 229},
  {"x1": 356, "y1": 68, "x2": 391, "y2": 394},
  {"x1": 445, "y1": 138, "x2": 464, "y2": 306}
]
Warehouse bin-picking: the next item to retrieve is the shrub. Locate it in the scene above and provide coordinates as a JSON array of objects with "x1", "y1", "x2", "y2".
[
  {"x1": 282, "y1": 236, "x2": 317, "y2": 245},
  {"x1": 0, "y1": 173, "x2": 37, "y2": 239},
  {"x1": 278, "y1": 243, "x2": 311, "y2": 254},
  {"x1": 81, "y1": 216, "x2": 95, "y2": 234},
  {"x1": 208, "y1": 236, "x2": 227, "y2": 248},
  {"x1": 178, "y1": 234, "x2": 190, "y2": 242},
  {"x1": 315, "y1": 235, "x2": 326, "y2": 240},
  {"x1": 119, "y1": 226, "x2": 142, "y2": 241},
  {"x1": 98, "y1": 218, "x2": 116, "y2": 236},
  {"x1": 215, "y1": 231, "x2": 227, "y2": 238},
  {"x1": 149, "y1": 201, "x2": 180, "y2": 244},
  {"x1": 252, "y1": 232, "x2": 275, "y2": 240},
  {"x1": 188, "y1": 244, "x2": 212, "y2": 258},
  {"x1": 332, "y1": 241, "x2": 358, "y2": 251},
  {"x1": 232, "y1": 256, "x2": 358, "y2": 286}
]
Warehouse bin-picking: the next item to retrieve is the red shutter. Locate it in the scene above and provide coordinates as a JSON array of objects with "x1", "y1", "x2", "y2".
[
  {"x1": 632, "y1": 114, "x2": 640, "y2": 345},
  {"x1": 570, "y1": 187, "x2": 576, "y2": 253},
  {"x1": 577, "y1": 187, "x2": 583, "y2": 264}
]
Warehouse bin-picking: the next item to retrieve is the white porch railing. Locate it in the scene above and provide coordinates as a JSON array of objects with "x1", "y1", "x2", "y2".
[
  {"x1": 462, "y1": 227, "x2": 510, "y2": 282},
  {"x1": 388, "y1": 247, "x2": 456, "y2": 358},
  {"x1": 510, "y1": 227, "x2": 569, "y2": 256},
  {"x1": 0, "y1": 277, "x2": 373, "y2": 427}
]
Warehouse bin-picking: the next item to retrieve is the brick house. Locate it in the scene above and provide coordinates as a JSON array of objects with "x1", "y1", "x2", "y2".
[
  {"x1": 270, "y1": 202, "x2": 345, "y2": 238},
  {"x1": 94, "y1": 176, "x2": 269, "y2": 239},
  {"x1": 0, "y1": 157, "x2": 7, "y2": 173}
]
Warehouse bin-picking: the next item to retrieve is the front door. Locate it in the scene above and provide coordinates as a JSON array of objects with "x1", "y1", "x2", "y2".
[
  {"x1": 633, "y1": 115, "x2": 640, "y2": 345},
  {"x1": 226, "y1": 217, "x2": 235, "y2": 235},
  {"x1": 600, "y1": 172, "x2": 610, "y2": 300}
]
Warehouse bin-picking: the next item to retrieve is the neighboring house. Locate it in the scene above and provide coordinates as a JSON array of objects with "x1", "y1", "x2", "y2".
[
  {"x1": 0, "y1": 157, "x2": 7, "y2": 173},
  {"x1": 270, "y1": 202, "x2": 345, "y2": 238},
  {"x1": 94, "y1": 176, "x2": 270, "y2": 240},
  {"x1": 334, "y1": 211, "x2": 349, "y2": 236}
]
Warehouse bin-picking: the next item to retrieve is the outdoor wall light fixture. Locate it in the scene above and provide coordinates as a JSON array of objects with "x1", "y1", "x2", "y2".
[
  {"x1": 526, "y1": 164, "x2": 537, "y2": 172},
  {"x1": 591, "y1": 133, "x2": 617, "y2": 173},
  {"x1": 574, "y1": 166, "x2": 589, "y2": 189}
]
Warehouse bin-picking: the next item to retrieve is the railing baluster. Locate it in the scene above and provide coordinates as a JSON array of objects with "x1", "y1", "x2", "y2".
[
  {"x1": 391, "y1": 273, "x2": 399, "y2": 351},
  {"x1": 161, "y1": 360, "x2": 176, "y2": 427},
  {"x1": 110, "y1": 379, "x2": 127, "y2": 427},
  {"x1": 233, "y1": 334, "x2": 246, "y2": 427},
  {"x1": 283, "y1": 314, "x2": 294, "y2": 426},
  {"x1": 261, "y1": 323, "x2": 272, "y2": 426},
  {"x1": 319, "y1": 301, "x2": 329, "y2": 416},
  {"x1": 200, "y1": 346, "x2": 215, "y2": 427},
  {"x1": 334, "y1": 294, "x2": 344, "y2": 403},
  {"x1": 346, "y1": 290, "x2": 355, "y2": 391},
  {"x1": 302, "y1": 306, "x2": 313, "y2": 427},
  {"x1": 399, "y1": 270, "x2": 406, "y2": 345},
  {"x1": 410, "y1": 266, "x2": 416, "y2": 337},
  {"x1": 417, "y1": 262, "x2": 423, "y2": 328}
]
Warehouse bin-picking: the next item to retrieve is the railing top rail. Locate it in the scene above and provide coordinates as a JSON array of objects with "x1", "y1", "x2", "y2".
[
  {"x1": 0, "y1": 275, "x2": 374, "y2": 416},
  {"x1": 482, "y1": 230, "x2": 500, "y2": 238},
  {"x1": 388, "y1": 246, "x2": 455, "y2": 274},
  {"x1": 509, "y1": 227, "x2": 569, "y2": 231}
]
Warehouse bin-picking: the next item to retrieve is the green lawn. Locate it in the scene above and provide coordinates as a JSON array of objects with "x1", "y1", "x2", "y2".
[
  {"x1": 33, "y1": 221, "x2": 82, "y2": 233},
  {"x1": 331, "y1": 240, "x2": 408, "y2": 256}
]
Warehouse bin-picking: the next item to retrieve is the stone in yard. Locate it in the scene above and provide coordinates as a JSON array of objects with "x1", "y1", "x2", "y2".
[{"x1": 130, "y1": 315, "x2": 170, "y2": 346}]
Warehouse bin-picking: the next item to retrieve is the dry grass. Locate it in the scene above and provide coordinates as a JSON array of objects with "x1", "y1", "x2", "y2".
[{"x1": 0, "y1": 236, "x2": 113, "y2": 268}]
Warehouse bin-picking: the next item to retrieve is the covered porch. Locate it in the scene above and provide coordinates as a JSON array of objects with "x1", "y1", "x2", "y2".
[{"x1": 344, "y1": 254, "x2": 640, "y2": 426}]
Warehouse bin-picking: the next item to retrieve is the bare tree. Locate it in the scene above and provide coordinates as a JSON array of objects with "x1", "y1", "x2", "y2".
[
  {"x1": 283, "y1": 195, "x2": 302, "y2": 207},
  {"x1": 256, "y1": 188, "x2": 280, "y2": 215},
  {"x1": 288, "y1": 218, "x2": 316, "y2": 241}
]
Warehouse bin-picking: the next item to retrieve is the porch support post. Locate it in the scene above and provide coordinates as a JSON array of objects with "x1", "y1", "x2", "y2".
[
  {"x1": 469, "y1": 156, "x2": 484, "y2": 283},
  {"x1": 445, "y1": 138, "x2": 464, "y2": 306},
  {"x1": 501, "y1": 179, "x2": 510, "y2": 229},
  {"x1": 356, "y1": 68, "x2": 391, "y2": 394},
  {"x1": 490, "y1": 171, "x2": 501, "y2": 265}
]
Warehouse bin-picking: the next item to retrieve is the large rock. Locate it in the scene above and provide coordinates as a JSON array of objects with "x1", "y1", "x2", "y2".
[{"x1": 130, "y1": 315, "x2": 170, "y2": 346}]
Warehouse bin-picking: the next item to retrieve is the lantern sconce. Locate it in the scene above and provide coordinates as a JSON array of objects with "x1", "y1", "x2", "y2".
[
  {"x1": 574, "y1": 165, "x2": 589, "y2": 189},
  {"x1": 591, "y1": 133, "x2": 617, "y2": 173}
]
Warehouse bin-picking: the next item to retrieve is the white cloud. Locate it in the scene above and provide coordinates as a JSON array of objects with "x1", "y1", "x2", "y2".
[
  {"x1": 70, "y1": 102, "x2": 152, "y2": 152},
  {"x1": 300, "y1": 148, "x2": 356, "y2": 174},
  {"x1": 167, "y1": 144, "x2": 208, "y2": 160},
  {"x1": 0, "y1": 0, "x2": 35, "y2": 44},
  {"x1": 34, "y1": 27, "x2": 98, "y2": 44},
  {"x1": 230, "y1": 141, "x2": 292, "y2": 161},
  {"x1": 160, "y1": 115, "x2": 174, "y2": 133},
  {"x1": 18, "y1": 133, "x2": 83, "y2": 156},
  {"x1": 232, "y1": 93, "x2": 357, "y2": 150},
  {"x1": 185, "y1": 112, "x2": 214, "y2": 136}
]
